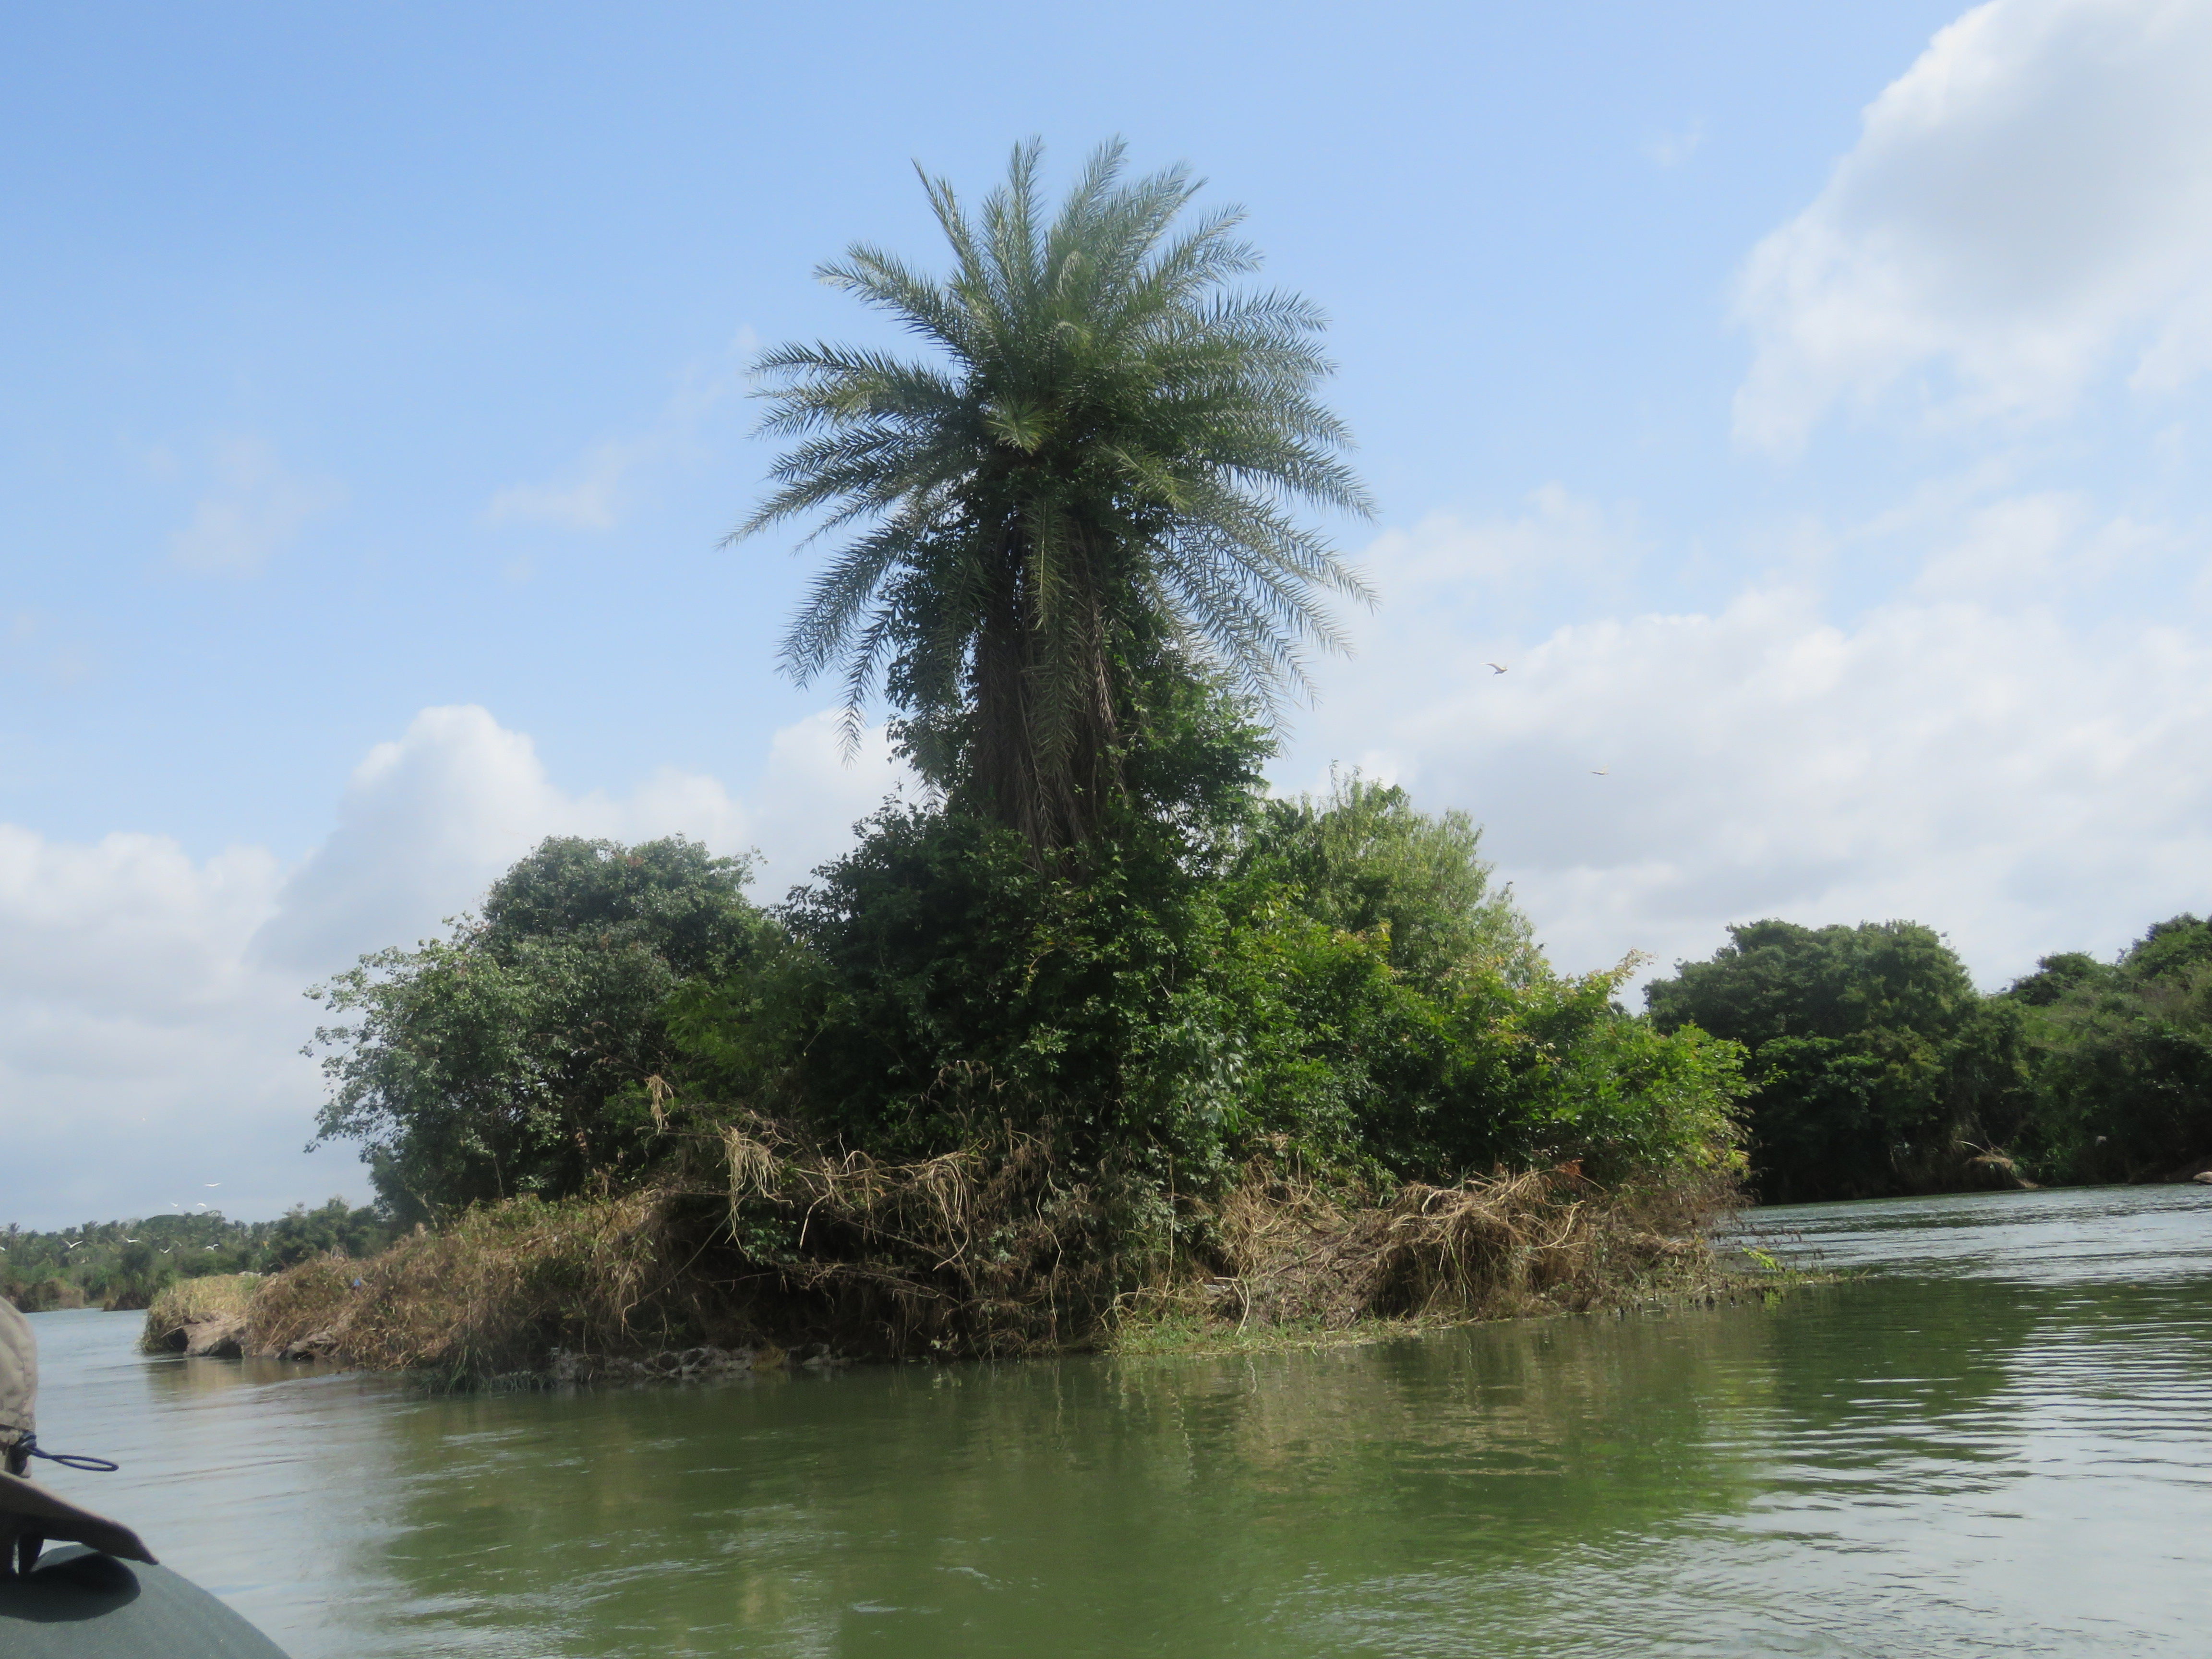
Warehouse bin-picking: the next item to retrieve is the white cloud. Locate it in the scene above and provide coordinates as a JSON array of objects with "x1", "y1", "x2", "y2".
[
  {"x1": 1295, "y1": 498, "x2": 2212, "y2": 996},
  {"x1": 169, "y1": 437, "x2": 345, "y2": 575},
  {"x1": 1734, "y1": 0, "x2": 2212, "y2": 450},
  {"x1": 1360, "y1": 486, "x2": 1649, "y2": 627},
  {"x1": 0, "y1": 705, "x2": 908, "y2": 1230}
]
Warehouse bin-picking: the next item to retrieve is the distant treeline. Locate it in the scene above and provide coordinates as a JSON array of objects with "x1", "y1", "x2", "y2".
[
  {"x1": 2, "y1": 1200, "x2": 393, "y2": 1311},
  {"x1": 1645, "y1": 915, "x2": 2212, "y2": 1203}
]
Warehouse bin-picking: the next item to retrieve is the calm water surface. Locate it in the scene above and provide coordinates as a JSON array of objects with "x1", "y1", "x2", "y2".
[{"x1": 25, "y1": 1183, "x2": 2212, "y2": 1656}]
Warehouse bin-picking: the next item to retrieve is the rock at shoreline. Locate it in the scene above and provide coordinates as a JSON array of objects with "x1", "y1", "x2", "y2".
[
  {"x1": 181, "y1": 1315, "x2": 247, "y2": 1358},
  {"x1": 2193, "y1": 1171, "x2": 2212, "y2": 1186},
  {"x1": 275, "y1": 1327, "x2": 341, "y2": 1361}
]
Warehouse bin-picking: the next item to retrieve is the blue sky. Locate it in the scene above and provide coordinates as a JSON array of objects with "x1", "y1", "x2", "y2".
[{"x1": 7, "y1": 0, "x2": 2212, "y2": 1226}]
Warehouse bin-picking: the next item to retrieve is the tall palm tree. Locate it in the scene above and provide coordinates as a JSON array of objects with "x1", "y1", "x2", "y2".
[{"x1": 735, "y1": 139, "x2": 1373, "y2": 853}]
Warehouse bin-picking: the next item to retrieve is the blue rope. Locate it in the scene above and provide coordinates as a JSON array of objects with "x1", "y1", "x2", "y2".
[{"x1": 19, "y1": 1434, "x2": 120, "y2": 1474}]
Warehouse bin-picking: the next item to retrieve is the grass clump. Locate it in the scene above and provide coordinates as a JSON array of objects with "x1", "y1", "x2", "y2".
[
  {"x1": 139, "y1": 1274, "x2": 256, "y2": 1351},
  {"x1": 245, "y1": 1192, "x2": 693, "y2": 1381},
  {"x1": 218, "y1": 1140, "x2": 1743, "y2": 1384}
]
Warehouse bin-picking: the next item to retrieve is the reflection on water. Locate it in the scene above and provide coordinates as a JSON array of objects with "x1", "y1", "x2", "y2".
[{"x1": 25, "y1": 1183, "x2": 2212, "y2": 1657}]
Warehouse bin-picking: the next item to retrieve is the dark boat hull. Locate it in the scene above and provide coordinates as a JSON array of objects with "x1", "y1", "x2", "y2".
[{"x1": 0, "y1": 1545, "x2": 289, "y2": 1657}]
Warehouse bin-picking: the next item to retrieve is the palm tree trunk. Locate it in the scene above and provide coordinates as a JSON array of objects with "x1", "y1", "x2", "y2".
[{"x1": 968, "y1": 537, "x2": 1122, "y2": 860}]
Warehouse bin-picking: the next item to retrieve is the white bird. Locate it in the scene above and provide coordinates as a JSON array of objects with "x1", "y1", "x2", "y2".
[
  {"x1": 65, "y1": 1240, "x2": 81, "y2": 1250},
  {"x1": 204, "y1": 1182, "x2": 220, "y2": 1189},
  {"x1": 1486, "y1": 662, "x2": 1508, "y2": 674},
  {"x1": 1591, "y1": 767, "x2": 1610, "y2": 776}
]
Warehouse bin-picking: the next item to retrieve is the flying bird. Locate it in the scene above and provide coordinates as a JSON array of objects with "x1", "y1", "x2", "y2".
[
  {"x1": 1590, "y1": 768, "x2": 1610, "y2": 776},
  {"x1": 204, "y1": 1182, "x2": 220, "y2": 1188},
  {"x1": 1486, "y1": 662, "x2": 1508, "y2": 674}
]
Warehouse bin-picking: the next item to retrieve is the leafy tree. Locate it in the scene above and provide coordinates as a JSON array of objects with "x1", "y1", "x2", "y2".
[
  {"x1": 310, "y1": 836, "x2": 765, "y2": 1220},
  {"x1": 260, "y1": 1199, "x2": 394, "y2": 1271},
  {"x1": 734, "y1": 139, "x2": 1373, "y2": 854},
  {"x1": 2007, "y1": 950, "x2": 2106, "y2": 1007},
  {"x1": 2010, "y1": 915, "x2": 2212, "y2": 1180},
  {"x1": 1244, "y1": 772, "x2": 1536, "y2": 991},
  {"x1": 1645, "y1": 920, "x2": 2028, "y2": 1202}
]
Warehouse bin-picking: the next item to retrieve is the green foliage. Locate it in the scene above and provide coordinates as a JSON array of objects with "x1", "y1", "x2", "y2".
[
  {"x1": 1243, "y1": 772, "x2": 1536, "y2": 990},
  {"x1": 1645, "y1": 920, "x2": 2030, "y2": 1202},
  {"x1": 671, "y1": 736, "x2": 1744, "y2": 1204},
  {"x1": 735, "y1": 138, "x2": 1373, "y2": 852},
  {"x1": 261, "y1": 1197, "x2": 395, "y2": 1270},
  {"x1": 2008, "y1": 915, "x2": 2212, "y2": 1180},
  {"x1": 1, "y1": 1202, "x2": 391, "y2": 1311},
  {"x1": 310, "y1": 836, "x2": 766, "y2": 1221}
]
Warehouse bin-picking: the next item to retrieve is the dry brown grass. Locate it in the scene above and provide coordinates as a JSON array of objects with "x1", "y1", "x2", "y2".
[
  {"x1": 1112, "y1": 1162, "x2": 1743, "y2": 1343},
  {"x1": 711, "y1": 1113, "x2": 1138, "y2": 1358},
  {"x1": 138, "y1": 1274, "x2": 256, "y2": 1351},
  {"x1": 244, "y1": 1191, "x2": 683, "y2": 1380},
  {"x1": 213, "y1": 1126, "x2": 1743, "y2": 1382}
]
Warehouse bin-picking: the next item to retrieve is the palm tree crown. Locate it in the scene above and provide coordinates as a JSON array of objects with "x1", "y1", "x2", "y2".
[{"x1": 735, "y1": 139, "x2": 1373, "y2": 852}]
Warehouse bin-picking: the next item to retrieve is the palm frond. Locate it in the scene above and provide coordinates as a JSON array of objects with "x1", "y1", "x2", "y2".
[{"x1": 731, "y1": 138, "x2": 1374, "y2": 849}]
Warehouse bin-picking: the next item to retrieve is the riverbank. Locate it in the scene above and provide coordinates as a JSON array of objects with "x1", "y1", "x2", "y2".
[{"x1": 141, "y1": 1160, "x2": 1745, "y2": 1383}]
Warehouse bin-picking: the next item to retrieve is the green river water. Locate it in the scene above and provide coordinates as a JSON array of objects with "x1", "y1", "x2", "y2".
[{"x1": 24, "y1": 1183, "x2": 2212, "y2": 1656}]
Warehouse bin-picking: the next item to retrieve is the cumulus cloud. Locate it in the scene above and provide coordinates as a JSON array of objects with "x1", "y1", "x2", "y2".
[
  {"x1": 1292, "y1": 496, "x2": 2212, "y2": 994},
  {"x1": 1734, "y1": 0, "x2": 2212, "y2": 449},
  {"x1": 256, "y1": 704, "x2": 909, "y2": 971},
  {"x1": 169, "y1": 436, "x2": 346, "y2": 575},
  {"x1": 0, "y1": 706, "x2": 908, "y2": 1230}
]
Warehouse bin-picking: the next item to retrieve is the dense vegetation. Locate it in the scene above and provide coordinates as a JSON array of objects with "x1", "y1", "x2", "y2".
[
  {"x1": 2007, "y1": 915, "x2": 2212, "y2": 1184},
  {"x1": 1645, "y1": 915, "x2": 2212, "y2": 1201},
  {"x1": 318, "y1": 778, "x2": 1746, "y2": 1231},
  {"x1": 2, "y1": 1201, "x2": 390, "y2": 1311}
]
